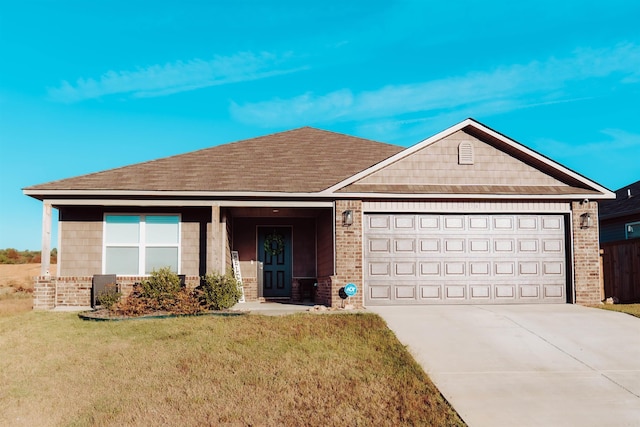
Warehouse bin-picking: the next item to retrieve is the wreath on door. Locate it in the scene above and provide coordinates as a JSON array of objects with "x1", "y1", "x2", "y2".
[{"x1": 264, "y1": 231, "x2": 284, "y2": 256}]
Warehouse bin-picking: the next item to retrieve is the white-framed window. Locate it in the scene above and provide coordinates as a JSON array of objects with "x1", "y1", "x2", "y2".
[
  {"x1": 103, "y1": 214, "x2": 180, "y2": 275},
  {"x1": 626, "y1": 221, "x2": 640, "y2": 240}
]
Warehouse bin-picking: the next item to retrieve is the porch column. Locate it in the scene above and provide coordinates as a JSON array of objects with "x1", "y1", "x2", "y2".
[
  {"x1": 208, "y1": 204, "x2": 223, "y2": 275},
  {"x1": 332, "y1": 200, "x2": 363, "y2": 308},
  {"x1": 41, "y1": 201, "x2": 52, "y2": 276}
]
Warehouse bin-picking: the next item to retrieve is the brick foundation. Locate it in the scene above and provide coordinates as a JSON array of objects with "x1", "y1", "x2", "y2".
[
  {"x1": 241, "y1": 277, "x2": 258, "y2": 302},
  {"x1": 315, "y1": 276, "x2": 332, "y2": 306},
  {"x1": 32, "y1": 275, "x2": 201, "y2": 310}
]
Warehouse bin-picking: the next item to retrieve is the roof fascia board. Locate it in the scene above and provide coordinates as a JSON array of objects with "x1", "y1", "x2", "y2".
[
  {"x1": 322, "y1": 118, "x2": 615, "y2": 198},
  {"x1": 23, "y1": 189, "x2": 333, "y2": 199},
  {"x1": 43, "y1": 199, "x2": 333, "y2": 208},
  {"x1": 331, "y1": 192, "x2": 614, "y2": 200}
]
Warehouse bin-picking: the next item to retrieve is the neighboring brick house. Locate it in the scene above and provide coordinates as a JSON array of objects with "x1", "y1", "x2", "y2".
[
  {"x1": 24, "y1": 118, "x2": 614, "y2": 309},
  {"x1": 599, "y1": 180, "x2": 640, "y2": 243}
]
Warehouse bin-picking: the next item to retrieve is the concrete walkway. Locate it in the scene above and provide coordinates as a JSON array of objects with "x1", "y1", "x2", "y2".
[
  {"x1": 231, "y1": 300, "x2": 366, "y2": 316},
  {"x1": 369, "y1": 304, "x2": 640, "y2": 427}
]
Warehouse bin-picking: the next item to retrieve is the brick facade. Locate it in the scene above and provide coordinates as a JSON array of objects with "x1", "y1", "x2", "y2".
[
  {"x1": 331, "y1": 200, "x2": 364, "y2": 308},
  {"x1": 33, "y1": 200, "x2": 605, "y2": 309},
  {"x1": 572, "y1": 201, "x2": 602, "y2": 304}
]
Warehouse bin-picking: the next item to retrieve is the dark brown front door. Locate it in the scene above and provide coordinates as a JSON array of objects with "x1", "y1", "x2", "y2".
[{"x1": 258, "y1": 227, "x2": 292, "y2": 298}]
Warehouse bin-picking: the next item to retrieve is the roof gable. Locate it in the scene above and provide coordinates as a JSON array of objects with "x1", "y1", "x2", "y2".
[
  {"x1": 24, "y1": 127, "x2": 403, "y2": 196},
  {"x1": 328, "y1": 119, "x2": 614, "y2": 198}
]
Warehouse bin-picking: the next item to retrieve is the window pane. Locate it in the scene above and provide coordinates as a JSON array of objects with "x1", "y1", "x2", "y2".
[
  {"x1": 145, "y1": 247, "x2": 178, "y2": 274},
  {"x1": 105, "y1": 247, "x2": 139, "y2": 274},
  {"x1": 105, "y1": 215, "x2": 139, "y2": 244},
  {"x1": 146, "y1": 216, "x2": 179, "y2": 244}
]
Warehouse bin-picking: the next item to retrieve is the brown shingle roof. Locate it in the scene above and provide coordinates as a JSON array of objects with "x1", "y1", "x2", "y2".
[
  {"x1": 25, "y1": 127, "x2": 403, "y2": 194},
  {"x1": 599, "y1": 180, "x2": 640, "y2": 219}
]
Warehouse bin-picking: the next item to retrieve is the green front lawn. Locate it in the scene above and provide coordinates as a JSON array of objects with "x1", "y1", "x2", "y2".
[{"x1": 0, "y1": 311, "x2": 465, "y2": 426}]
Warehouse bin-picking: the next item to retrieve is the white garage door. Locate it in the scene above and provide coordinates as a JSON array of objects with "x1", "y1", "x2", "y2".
[{"x1": 364, "y1": 214, "x2": 567, "y2": 305}]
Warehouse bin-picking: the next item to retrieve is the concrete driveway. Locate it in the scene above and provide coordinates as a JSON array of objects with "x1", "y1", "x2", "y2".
[{"x1": 369, "y1": 304, "x2": 640, "y2": 427}]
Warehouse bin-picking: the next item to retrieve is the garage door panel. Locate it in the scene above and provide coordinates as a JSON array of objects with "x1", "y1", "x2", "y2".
[
  {"x1": 470, "y1": 285, "x2": 491, "y2": 298},
  {"x1": 369, "y1": 262, "x2": 391, "y2": 277},
  {"x1": 368, "y1": 238, "x2": 391, "y2": 253},
  {"x1": 445, "y1": 285, "x2": 466, "y2": 298},
  {"x1": 395, "y1": 239, "x2": 415, "y2": 252},
  {"x1": 419, "y1": 216, "x2": 440, "y2": 230},
  {"x1": 470, "y1": 262, "x2": 490, "y2": 275},
  {"x1": 469, "y1": 239, "x2": 490, "y2": 253},
  {"x1": 395, "y1": 285, "x2": 416, "y2": 299},
  {"x1": 369, "y1": 284, "x2": 391, "y2": 301},
  {"x1": 419, "y1": 261, "x2": 441, "y2": 275},
  {"x1": 495, "y1": 285, "x2": 516, "y2": 299},
  {"x1": 518, "y1": 262, "x2": 540, "y2": 275},
  {"x1": 519, "y1": 284, "x2": 540, "y2": 299},
  {"x1": 394, "y1": 216, "x2": 415, "y2": 229},
  {"x1": 469, "y1": 216, "x2": 490, "y2": 230},
  {"x1": 543, "y1": 261, "x2": 564, "y2": 276},
  {"x1": 444, "y1": 216, "x2": 465, "y2": 230},
  {"x1": 420, "y1": 239, "x2": 440, "y2": 252},
  {"x1": 444, "y1": 239, "x2": 465, "y2": 252},
  {"x1": 444, "y1": 262, "x2": 466, "y2": 275},
  {"x1": 365, "y1": 213, "x2": 567, "y2": 305},
  {"x1": 495, "y1": 262, "x2": 516, "y2": 275},
  {"x1": 420, "y1": 285, "x2": 441, "y2": 299},
  {"x1": 494, "y1": 239, "x2": 515, "y2": 252},
  {"x1": 542, "y1": 217, "x2": 562, "y2": 230},
  {"x1": 368, "y1": 215, "x2": 391, "y2": 230},
  {"x1": 394, "y1": 262, "x2": 416, "y2": 276},
  {"x1": 543, "y1": 239, "x2": 563, "y2": 252},
  {"x1": 544, "y1": 285, "x2": 564, "y2": 298}
]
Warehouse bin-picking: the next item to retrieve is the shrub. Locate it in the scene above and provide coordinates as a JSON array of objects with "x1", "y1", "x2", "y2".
[
  {"x1": 111, "y1": 268, "x2": 204, "y2": 316},
  {"x1": 96, "y1": 283, "x2": 121, "y2": 310},
  {"x1": 197, "y1": 271, "x2": 242, "y2": 310},
  {"x1": 138, "y1": 267, "x2": 183, "y2": 310}
]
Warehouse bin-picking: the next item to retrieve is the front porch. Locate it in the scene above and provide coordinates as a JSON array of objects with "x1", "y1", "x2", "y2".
[
  {"x1": 33, "y1": 200, "x2": 364, "y2": 310},
  {"x1": 228, "y1": 206, "x2": 336, "y2": 306}
]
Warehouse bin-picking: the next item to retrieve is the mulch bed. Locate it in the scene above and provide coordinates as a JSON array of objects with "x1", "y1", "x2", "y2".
[{"x1": 79, "y1": 309, "x2": 248, "y2": 321}]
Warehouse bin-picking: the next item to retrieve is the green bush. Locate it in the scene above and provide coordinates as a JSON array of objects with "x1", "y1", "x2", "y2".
[
  {"x1": 111, "y1": 268, "x2": 204, "y2": 316},
  {"x1": 96, "y1": 283, "x2": 121, "y2": 310},
  {"x1": 197, "y1": 271, "x2": 242, "y2": 310},
  {"x1": 138, "y1": 267, "x2": 183, "y2": 309}
]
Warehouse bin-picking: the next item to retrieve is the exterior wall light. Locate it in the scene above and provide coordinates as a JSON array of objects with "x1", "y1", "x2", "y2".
[
  {"x1": 342, "y1": 210, "x2": 354, "y2": 226},
  {"x1": 580, "y1": 212, "x2": 592, "y2": 229}
]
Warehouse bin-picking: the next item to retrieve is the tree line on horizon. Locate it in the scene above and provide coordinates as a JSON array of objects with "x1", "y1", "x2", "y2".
[{"x1": 0, "y1": 248, "x2": 58, "y2": 264}]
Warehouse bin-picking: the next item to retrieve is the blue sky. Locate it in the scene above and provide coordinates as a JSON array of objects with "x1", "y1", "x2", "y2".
[{"x1": 1, "y1": 1, "x2": 639, "y2": 250}]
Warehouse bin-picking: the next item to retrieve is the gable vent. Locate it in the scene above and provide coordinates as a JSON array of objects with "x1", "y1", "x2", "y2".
[{"x1": 458, "y1": 142, "x2": 474, "y2": 165}]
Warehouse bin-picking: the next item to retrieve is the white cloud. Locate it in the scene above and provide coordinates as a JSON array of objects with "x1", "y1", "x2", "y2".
[
  {"x1": 231, "y1": 43, "x2": 640, "y2": 127},
  {"x1": 48, "y1": 51, "x2": 304, "y2": 102}
]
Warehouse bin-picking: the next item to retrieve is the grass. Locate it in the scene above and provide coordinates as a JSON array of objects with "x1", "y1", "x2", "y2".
[
  {"x1": 0, "y1": 263, "x2": 43, "y2": 317},
  {"x1": 597, "y1": 303, "x2": 640, "y2": 318},
  {"x1": 0, "y1": 311, "x2": 465, "y2": 426}
]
